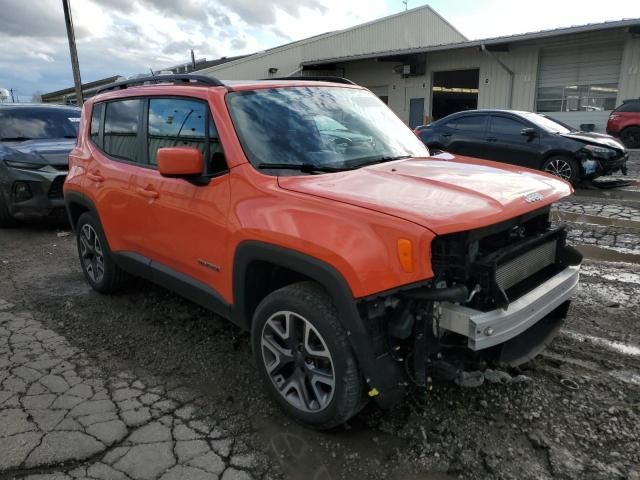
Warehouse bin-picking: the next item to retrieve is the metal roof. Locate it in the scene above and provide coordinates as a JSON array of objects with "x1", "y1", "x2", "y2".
[{"x1": 302, "y1": 17, "x2": 640, "y2": 66}]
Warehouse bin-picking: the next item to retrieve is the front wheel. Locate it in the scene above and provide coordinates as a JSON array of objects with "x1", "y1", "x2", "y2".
[
  {"x1": 542, "y1": 156, "x2": 579, "y2": 184},
  {"x1": 251, "y1": 281, "x2": 365, "y2": 429}
]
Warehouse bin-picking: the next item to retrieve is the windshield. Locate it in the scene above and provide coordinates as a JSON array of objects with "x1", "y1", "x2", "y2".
[
  {"x1": 0, "y1": 107, "x2": 81, "y2": 141},
  {"x1": 226, "y1": 87, "x2": 428, "y2": 173},
  {"x1": 519, "y1": 112, "x2": 573, "y2": 134}
]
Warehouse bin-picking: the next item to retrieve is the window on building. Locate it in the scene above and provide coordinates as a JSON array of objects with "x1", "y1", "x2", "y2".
[
  {"x1": 489, "y1": 116, "x2": 526, "y2": 135},
  {"x1": 454, "y1": 115, "x2": 487, "y2": 132},
  {"x1": 90, "y1": 103, "x2": 103, "y2": 147},
  {"x1": 104, "y1": 99, "x2": 142, "y2": 162},
  {"x1": 536, "y1": 84, "x2": 619, "y2": 113},
  {"x1": 148, "y1": 98, "x2": 226, "y2": 173}
]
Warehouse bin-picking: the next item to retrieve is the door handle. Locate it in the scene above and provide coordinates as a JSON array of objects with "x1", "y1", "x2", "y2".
[
  {"x1": 442, "y1": 133, "x2": 452, "y2": 137},
  {"x1": 87, "y1": 171, "x2": 104, "y2": 183},
  {"x1": 136, "y1": 187, "x2": 159, "y2": 199},
  {"x1": 486, "y1": 137, "x2": 498, "y2": 142}
]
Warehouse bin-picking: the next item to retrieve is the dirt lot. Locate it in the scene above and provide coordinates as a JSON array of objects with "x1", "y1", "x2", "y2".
[{"x1": 1, "y1": 158, "x2": 640, "y2": 479}]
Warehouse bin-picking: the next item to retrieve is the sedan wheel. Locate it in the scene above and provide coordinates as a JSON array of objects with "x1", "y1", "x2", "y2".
[{"x1": 542, "y1": 156, "x2": 578, "y2": 184}]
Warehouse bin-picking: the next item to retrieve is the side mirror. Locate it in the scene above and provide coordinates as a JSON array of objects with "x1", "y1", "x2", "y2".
[
  {"x1": 157, "y1": 147, "x2": 203, "y2": 178},
  {"x1": 521, "y1": 127, "x2": 537, "y2": 137}
]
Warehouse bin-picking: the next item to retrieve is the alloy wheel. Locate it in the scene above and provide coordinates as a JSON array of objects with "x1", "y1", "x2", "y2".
[
  {"x1": 544, "y1": 159, "x2": 573, "y2": 181},
  {"x1": 261, "y1": 311, "x2": 335, "y2": 413},
  {"x1": 79, "y1": 224, "x2": 105, "y2": 283}
]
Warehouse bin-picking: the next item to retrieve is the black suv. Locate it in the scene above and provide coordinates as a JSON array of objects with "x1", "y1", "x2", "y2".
[
  {"x1": 414, "y1": 110, "x2": 628, "y2": 184},
  {"x1": 0, "y1": 104, "x2": 80, "y2": 226}
]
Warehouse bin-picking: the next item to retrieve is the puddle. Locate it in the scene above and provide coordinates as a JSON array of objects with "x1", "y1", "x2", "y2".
[
  {"x1": 575, "y1": 244, "x2": 640, "y2": 264},
  {"x1": 571, "y1": 187, "x2": 640, "y2": 202},
  {"x1": 610, "y1": 370, "x2": 640, "y2": 386},
  {"x1": 563, "y1": 330, "x2": 640, "y2": 356},
  {"x1": 254, "y1": 416, "x2": 453, "y2": 480},
  {"x1": 580, "y1": 265, "x2": 640, "y2": 285},
  {"x1": 554, "y1": 211, "x2": 640, "y2": 230}
]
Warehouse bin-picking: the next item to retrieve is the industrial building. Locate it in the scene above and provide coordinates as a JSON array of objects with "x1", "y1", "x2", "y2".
[{"x1": 200, "y1": 6, "x2": 640, "y2": 132}]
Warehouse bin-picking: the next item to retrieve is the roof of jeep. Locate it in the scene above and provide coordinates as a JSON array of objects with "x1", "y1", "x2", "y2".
[{"x1": 91, "y1": 74, "x2": 361, "y2": 101}]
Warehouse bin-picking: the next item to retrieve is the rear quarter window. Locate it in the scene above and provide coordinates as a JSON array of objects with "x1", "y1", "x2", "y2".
[
  {"x1": 90, "y1": 103, "x2": 103, "y2": 148},
  {"x1": 103, "y1": 99, "x2": 142, "y2": 163}
]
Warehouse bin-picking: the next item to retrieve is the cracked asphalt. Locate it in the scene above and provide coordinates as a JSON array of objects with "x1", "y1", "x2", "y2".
[
  {"x1": 0, "y1": 151, "x2": 639, "y2": 480},
  {"x1": 0, "y1": 301, "x2": 266, "y2": 480}
]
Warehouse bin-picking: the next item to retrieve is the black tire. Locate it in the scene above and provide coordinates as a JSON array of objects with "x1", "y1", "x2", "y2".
[
  {"x1": 0, "y1": 193, "x2": 17, "y2": 228},
  {"x1": 542, "y1": 156, "x2": 579, "y2": 184},
  {"x1": 76, "y1": 212, "x2": 130, "y2": 293},
  {"x1": 251, "y1": 281, "x2": 365, "y2": 430},
  {"x1": 620, "y1": 126, "x2": 640, "y2": 149}
]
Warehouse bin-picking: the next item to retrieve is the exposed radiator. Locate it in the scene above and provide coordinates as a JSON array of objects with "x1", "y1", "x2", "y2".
[{"x1": 496, "y1": 240, "x2": 557, "y2": 290}]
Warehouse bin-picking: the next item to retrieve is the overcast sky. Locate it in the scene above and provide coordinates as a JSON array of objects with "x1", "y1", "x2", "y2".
[{"x1": 1, "y1": 0, "x2": 639, "y2": 101}]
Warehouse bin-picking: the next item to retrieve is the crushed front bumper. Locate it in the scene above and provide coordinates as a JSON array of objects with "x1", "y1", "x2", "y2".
[{"x1": 439, "y1": 265, "x2": 580, "y2": 351}]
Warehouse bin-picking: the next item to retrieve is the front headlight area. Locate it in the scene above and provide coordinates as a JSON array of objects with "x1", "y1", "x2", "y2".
[{"x1": 579, "y1": 144, "x2": 616, "y2": 160}]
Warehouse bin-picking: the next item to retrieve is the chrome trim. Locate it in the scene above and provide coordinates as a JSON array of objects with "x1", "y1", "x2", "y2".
[{"x1": 439, "y1": 265, "x2": 580, "y2": 350}]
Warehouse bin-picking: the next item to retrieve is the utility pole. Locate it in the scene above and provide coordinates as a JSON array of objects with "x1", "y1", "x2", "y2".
[
  {"x1": 402, "y1": 0, "x2": 408, "y2": 10},
  {"x1": 62, "y1": 0, "x2": 83, "y2": 105},
  {"x1": 190, "y1": 49, "x2": 196, "y2": 72}
]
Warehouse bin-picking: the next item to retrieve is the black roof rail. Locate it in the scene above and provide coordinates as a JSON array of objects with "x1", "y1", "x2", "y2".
[
  {"x1": 96, "y1": 74, "x2": 225, "y2": 94},
  {"x1": 261, "y1": 76, "x2": 356, "y2": 85}
]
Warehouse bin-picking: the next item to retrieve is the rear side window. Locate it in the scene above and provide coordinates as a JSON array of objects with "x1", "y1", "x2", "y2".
[
  {"x1": 615, "y1": 100, "x2": 640, "y2": 113},
  {"x1": 148, "y1": 98, "x2": 226, "y2": 173},
  {"x1": 90, "y1": 103, "x2": 103, "y2": 147},
  {"x1": 104, "y1": 99, "x2": 142, "y2": 163},
  {"x1": 454, "y1": 115, "x2": 486, "y2": 132},
  {"x1": 489, "y1": 116, "x2": 526, "y2": 135}
]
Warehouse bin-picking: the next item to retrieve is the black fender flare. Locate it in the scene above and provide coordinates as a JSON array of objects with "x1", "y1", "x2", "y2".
[
  {"x1": 64, "y1": 190, "x2": 98, "y2": 231},
  {"x1": 232, "y1": 240, "x2": 404, "y2": 407}
]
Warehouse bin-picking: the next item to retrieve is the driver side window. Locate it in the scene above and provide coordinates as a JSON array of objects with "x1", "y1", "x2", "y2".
[{"x1": 147, "y1": 98, "x2": 227, "y2": 174}]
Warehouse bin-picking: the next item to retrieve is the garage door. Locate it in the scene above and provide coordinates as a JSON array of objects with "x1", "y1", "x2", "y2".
[
  {"x1": 536, "y1": 41, "x2": 623, "y2": 113},
  {"x1": 538, "y1": 42, "x2": 623, "y2": 88}
]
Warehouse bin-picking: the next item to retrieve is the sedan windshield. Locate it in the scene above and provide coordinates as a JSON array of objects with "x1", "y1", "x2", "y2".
[
  {"x1": 0, "y1": 107, "x2": 81, "y2": 141},
  {"x1": 519, "y1": 112, "x2": 573, "y2": 134},
  {"x1": 226, "y1": 87, "x2": 428, "y2": 173}
]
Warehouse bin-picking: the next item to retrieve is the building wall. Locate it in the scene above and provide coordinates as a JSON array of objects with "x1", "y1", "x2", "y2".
[
  {"x1": 199, "y1": 6, "x2": 466, "y2": 81},
  {"x1": 619, "y1": 35, "x2": 640, "y2": 102}
]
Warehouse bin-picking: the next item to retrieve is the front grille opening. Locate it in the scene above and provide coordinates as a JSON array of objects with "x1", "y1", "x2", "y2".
[{"x1": 495, "y1": 240, "x2": 557, "y2": 291}]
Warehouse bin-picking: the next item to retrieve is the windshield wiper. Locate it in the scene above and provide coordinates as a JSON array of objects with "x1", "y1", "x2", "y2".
[
  {"x1": 351, "y1": 154, "x2": 412, "y2": 168},
  {"x1": 0, "y1": 136, "x2": 33, "y2": 141},
  {"x1": 257, "y1": 162, "x2": 348, "y2": 173}
]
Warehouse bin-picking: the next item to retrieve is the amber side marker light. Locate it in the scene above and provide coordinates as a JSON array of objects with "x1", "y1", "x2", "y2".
[{"x1": 397, "y1": 239, "x2": 413, "y2": 273}]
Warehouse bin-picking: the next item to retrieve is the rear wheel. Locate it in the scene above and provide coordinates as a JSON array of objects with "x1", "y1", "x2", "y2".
[
  {"x1": 251, "y1": 281, "x2": 365, "y2": 430},
  {"x1": 620, "y1": 126, "x2": 640, "y2": 149},
  {"x1": 542, "y1": 156, "x2": 579, "y2": 184},
  {"x1": 0, "y1": 194, "x2": 16, "y2": 228},
  {"x1": 76, "y1": 212, "x2": 130, "y2": 293}
]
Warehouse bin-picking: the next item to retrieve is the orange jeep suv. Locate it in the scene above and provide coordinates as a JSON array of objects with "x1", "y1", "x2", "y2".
[{"x1": 65, "y1": 74, "x2": 582, "y2": 429}]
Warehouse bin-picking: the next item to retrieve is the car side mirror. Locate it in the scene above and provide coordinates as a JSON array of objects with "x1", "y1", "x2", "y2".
[
  {"x1": 157, "y1": 147, "x2": 204, "y2": 178},
  {"x1": 521, "y1": 127, "x2": 537, "y2": 137}
]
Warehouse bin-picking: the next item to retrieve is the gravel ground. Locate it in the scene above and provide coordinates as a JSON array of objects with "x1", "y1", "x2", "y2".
[{"x1": 1, "y1": 167, "x2": 640, "y2": 479}]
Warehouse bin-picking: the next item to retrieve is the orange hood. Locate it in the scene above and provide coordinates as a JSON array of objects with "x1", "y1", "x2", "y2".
[{"x1": 277, "y1": 154, "x2": 572, "y2": 235}]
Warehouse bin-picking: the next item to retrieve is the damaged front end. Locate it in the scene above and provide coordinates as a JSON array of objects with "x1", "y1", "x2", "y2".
[{"x1": 359, "y1": 206, "x2": 582, "y2": 397}]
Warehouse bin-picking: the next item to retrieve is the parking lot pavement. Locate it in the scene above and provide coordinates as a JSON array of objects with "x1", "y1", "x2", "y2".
[
  {"x1": 1, "y1": 174, "x2": 640, "y2": 479},
  {"x1": 0, "y1": 301, "x2": 265, "y2": 480}
]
